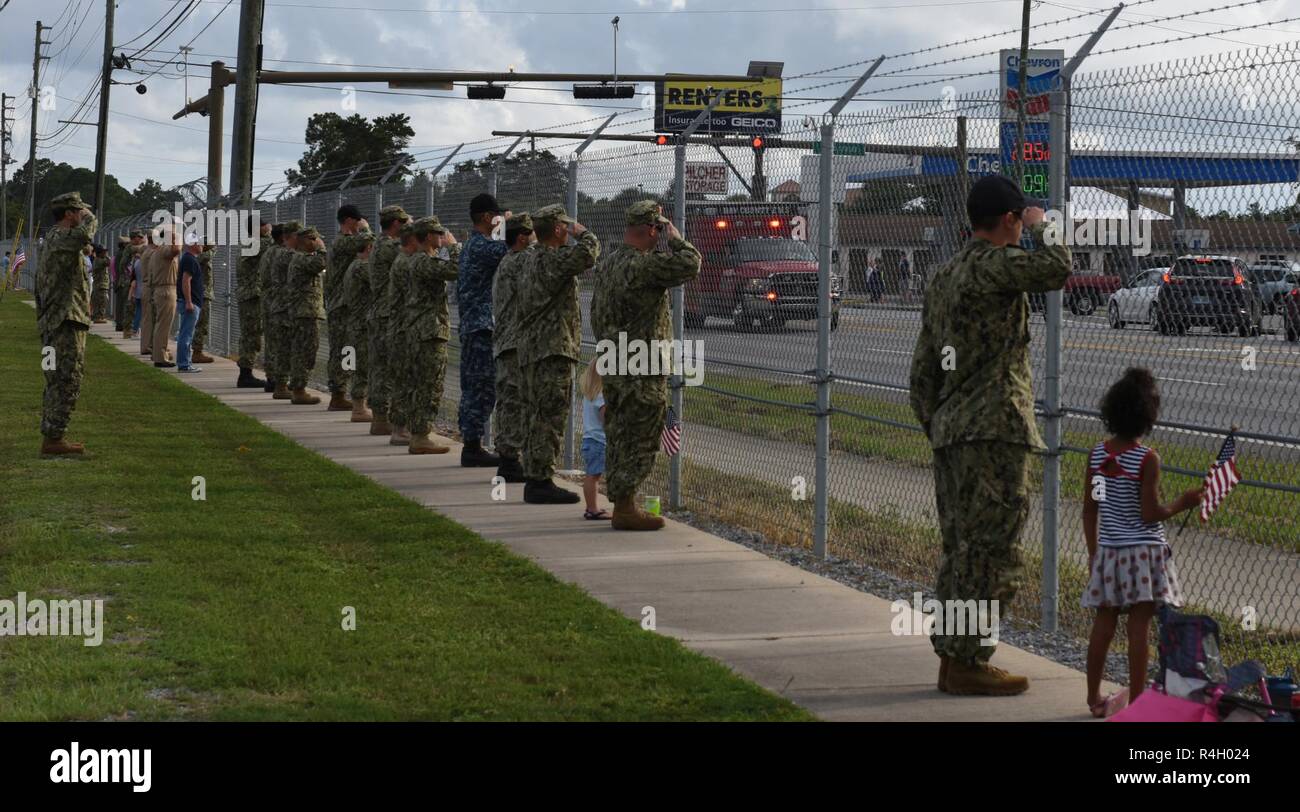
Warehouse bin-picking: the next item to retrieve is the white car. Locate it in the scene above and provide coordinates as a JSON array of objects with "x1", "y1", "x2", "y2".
[{"x1": 1107, "y1": 269, "x2": 1166, "y2": 329}]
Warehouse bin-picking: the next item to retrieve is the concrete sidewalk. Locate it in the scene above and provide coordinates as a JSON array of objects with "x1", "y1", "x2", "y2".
[{"x1": 85, "y1": 322, "x2": 1108, "y2": 721}]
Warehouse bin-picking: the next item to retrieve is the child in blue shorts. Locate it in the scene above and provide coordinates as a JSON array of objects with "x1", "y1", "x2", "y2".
[{"x1": 580, "y1": 360, "x2": 609, "y2": 520}]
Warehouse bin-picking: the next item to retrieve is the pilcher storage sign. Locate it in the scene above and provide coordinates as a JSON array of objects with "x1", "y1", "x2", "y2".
[
  {"x1": 655, "y1": 78, "x2": 782, "y2": 135},
  {"x1": 683, "y1": 162, "x2": 728, "y2": 196}
]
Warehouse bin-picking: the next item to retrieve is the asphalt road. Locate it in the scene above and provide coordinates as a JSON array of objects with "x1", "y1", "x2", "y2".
[{"x1": 454, "y1": 292, "x2": 1300, "y2": 457}]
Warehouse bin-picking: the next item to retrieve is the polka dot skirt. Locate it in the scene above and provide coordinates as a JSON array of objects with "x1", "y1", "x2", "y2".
[{"x1": 1081, "y1": 544, "x2": 1184, "y2": 610}]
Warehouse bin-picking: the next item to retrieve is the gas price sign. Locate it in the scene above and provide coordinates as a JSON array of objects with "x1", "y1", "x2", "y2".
[{"x1": 998, "y1": 49, "x2": 1063, "y2": 203}]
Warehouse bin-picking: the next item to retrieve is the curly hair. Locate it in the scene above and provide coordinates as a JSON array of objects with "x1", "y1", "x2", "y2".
[{"x1": 1100, "y1": 367, "x2": 1161, "y2": 440}]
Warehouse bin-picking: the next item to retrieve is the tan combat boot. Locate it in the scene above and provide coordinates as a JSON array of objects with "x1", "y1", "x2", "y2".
[
  {"x1": 193, "y1": 350, "x2": 215, "y2": 363},
  {"x1": 369, "y1": 412, "x2": 391, "y2": 435},
  {"x1": 610, "y1": 496, "x2": 665, "y2": 531},
  {"x1": 944, "y1": 659, "x2": 1029, "y2": 696},
  {"x1": 273, "y1": 382, "x2": 292, "y2": 400},
  {"x1": 350, "y1": 398, "x2": 373, "y2": 423},
  {"x1": 389, "y1": 425, "x2": 411, "y2": 446},
  {"x1": 408, "y1": 433, "x2": 449, "y2": 455},
  {"x1": 327, "y1": 391, "x2": 352, "y2": 411},
  {"x1": 291, "y1": 387, "x2": 321, "y2": 405},
  {"x1": 40, "y1": 437, "x2": 85, "y2": 456}
]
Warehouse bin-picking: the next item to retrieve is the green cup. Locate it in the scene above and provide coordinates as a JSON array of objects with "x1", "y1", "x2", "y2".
[{"x1": 645, "y1": 495, "x2": 662, "y2": 516}]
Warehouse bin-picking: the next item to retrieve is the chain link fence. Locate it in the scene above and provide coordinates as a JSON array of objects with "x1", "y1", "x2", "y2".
[{"x1": 78, "y1": 39, "x2": 1298, "y2": 673}]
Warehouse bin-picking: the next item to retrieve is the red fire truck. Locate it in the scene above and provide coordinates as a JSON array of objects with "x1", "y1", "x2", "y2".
[{"x1": 675, "y1": 202, "x2": 842, "y2": 331}]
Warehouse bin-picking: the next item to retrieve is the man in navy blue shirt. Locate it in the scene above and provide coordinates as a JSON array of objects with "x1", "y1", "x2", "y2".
[
  {"x1": 176, "y1": 234, "x2": 205, "y2": 373},
  {"x1": 456, "y1": 193, "x2": 511, "y2": 468}
]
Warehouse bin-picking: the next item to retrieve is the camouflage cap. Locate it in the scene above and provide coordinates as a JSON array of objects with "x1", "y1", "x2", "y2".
[
  {"x1": 505, "y1": 213, "x2": 533, "y2": 232},
  {"x1": 128, "y1": 229, "x2": 144, "y2": 239},
  {"x1": 627, "y1": 200, "x2": 669, "y2": 227},
  {"x1": 281, "y1": 220, "x2": 304, "y2": 236},
  {"x1": 379, "y1": 204, "x2": 411, "y2": 226},
  {"x1": 410, "y1": 216, "x2": 447, "y2": 240},
  {"x1": 398, "y1": 220, "x2": 417, "y2": 239},
  {"x1": 297, "y1": 225, "x2": 321, "y2": 241},
  {"x1": 532, "y1": 204, "x2": 574, "y2": 231},
  {"x1": 50, "y1": 191, "x2": 91, "y2": 213}
]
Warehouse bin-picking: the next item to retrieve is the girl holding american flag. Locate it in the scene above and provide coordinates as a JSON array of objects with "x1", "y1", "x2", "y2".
[{"x1": 1080, "y1": 367, "x2": 1204, "y2": 718}]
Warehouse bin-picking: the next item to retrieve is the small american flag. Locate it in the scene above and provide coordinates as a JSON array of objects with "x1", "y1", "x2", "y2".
[
  {"x1": 12, "y1": 250, "x2": 26, "y2": 271},
  {"x1": 1200, "y1": 433, "x2": 1239, "y2": 523},
  {"x1": 661, "y1": 406, "x2": 682, "y2": 456}
]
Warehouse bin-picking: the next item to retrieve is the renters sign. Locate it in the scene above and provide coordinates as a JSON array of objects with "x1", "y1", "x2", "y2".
[{"x1": 655, "y1": 78, "x2": 783, "y2": 135}]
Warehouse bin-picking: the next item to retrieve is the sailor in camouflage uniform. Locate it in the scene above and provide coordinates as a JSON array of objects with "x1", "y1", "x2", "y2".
[
  {"x1": 286, "y1": 225, "x2": 326, "y2": 405},
  {"x1": 515, "y1": 204, "x2": 599, "y2": 504},
  {"x1": 35, "y1": 191, "x2": 97, "y2": 455},
  {"x1": 404, "y1": 217, "x2": 461, "y2": 454},
  {"x1": 489, "y1": 213, "x2": 536, "y2": 483},
  {"x1": 269, "y1": 222, "x2": 302, "y2": 399},
  {"x1": 257, "y1": 224, "x2": 286, "y2": 393},
  {"x1": 385, "y1": 221, "x2": 421, "y2": 446},
  {"x1": 235, "y1": 217, "x2": 272, "y2": 389},
  {"x1": 90, "y1": 245, "x2": 110, "y2": 323},
  {"x1": 591, "y1": 201, "x2": 701, "y2": 531},
  {"x1": 909, "y1": 174, "x2": 1070, "y2": 696},
  {"x1": 191, "y1": 243, "x2": 217, "y2": 363},
  {"x1": 367, "y1": 205, "x2": 411, "y2": 437},
  {"x1": 456, "y1": 193, "x2": 509, "y2": 469},
  {"x1": 341, "y1": 231, "x2": 376, "y2": 421},
  {"x1": 326, "y1": 204, "x2": 371, "y2": 413},
  {"x1": 114, "y1": 233, "x2": 142, "y2": 337}
]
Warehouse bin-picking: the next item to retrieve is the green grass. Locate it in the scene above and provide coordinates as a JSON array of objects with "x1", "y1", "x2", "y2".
[
  {"x1": 684, "y1": 370, "x2": 1300, "y2": 551},
  {"x1": 0, "y1": 294, "x2": 811, "y2": 721}
]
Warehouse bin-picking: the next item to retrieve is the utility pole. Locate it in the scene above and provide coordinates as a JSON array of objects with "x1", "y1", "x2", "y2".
[
  {"x1": 207, "y1": 61, "x2": 230, "y2": 205},
  {"x1": 229, "y1": 0, "x2": 265, "y2": 208},
  {"x1": 1015, "y1": 0, "x2": 1031, "y2": 190},
  {"x1": 2, "y1": 93, "x2": 16, "y2": 243},
  {"x1": 93, "y1": 0, "x2": 116, "y2": 221},
  {"x1": 27, "y1": 20, "x2": 51, "y2": 256}
]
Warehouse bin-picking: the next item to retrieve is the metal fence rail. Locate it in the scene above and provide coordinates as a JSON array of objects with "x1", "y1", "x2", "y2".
[{"x1": 72, "y1": 37, "x2": 1299, "y2": 671}]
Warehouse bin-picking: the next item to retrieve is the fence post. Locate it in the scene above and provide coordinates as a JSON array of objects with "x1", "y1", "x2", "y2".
[
  {"x1": 814, "y1": 56, "x2": 884, "y2": 559},
  {"x1": 1040, "y1": 3, "x2": 1121, "y2": 631}
]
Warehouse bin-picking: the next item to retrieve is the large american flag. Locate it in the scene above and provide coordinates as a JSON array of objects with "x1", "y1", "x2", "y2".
[
  {"x1": 661, "y1": 406, "x2": 681, "y2": 456},
  {"x1": 1200, "y1": 433, "x2": 1239, "y2": 523}
]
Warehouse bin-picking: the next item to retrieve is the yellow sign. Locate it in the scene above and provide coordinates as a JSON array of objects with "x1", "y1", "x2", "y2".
[{"x1": 656, "y1": 78, "x2": 782, "y2": 134}]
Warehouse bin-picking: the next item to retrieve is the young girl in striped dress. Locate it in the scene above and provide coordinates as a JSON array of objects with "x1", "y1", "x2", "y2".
[{"x1": 1082, "y1": 367, "x2": 1203, "y2": 718}]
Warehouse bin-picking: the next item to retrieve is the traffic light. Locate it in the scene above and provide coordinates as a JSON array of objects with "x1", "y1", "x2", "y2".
[
  {"x1": 655, "y1": 134, "x2": 670, "y2": 146},
  {"x1": 751, "y1": 136, "x2": 765, "y2": 152}
]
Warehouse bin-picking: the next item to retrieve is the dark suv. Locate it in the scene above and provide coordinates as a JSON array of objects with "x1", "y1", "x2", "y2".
[{"x1": 1153, "y1": 255, "x2": 1262, "y2": 337}]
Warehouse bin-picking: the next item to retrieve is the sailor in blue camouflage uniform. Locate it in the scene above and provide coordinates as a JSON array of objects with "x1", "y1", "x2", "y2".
[
  {"x1": 455, "y1": 193, "x2": 509, "y2": 468},
  {"x1": 909, "y1": 174, "x2": 1070, "y2": 697}
]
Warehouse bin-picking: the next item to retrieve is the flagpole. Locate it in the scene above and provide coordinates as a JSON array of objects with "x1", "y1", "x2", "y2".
[{"x1": 1178, "y1": 424, "x2": 1237, "y2": 537}]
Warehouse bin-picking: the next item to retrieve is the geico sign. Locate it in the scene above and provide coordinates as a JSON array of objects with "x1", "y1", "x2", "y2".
[{"x1": 730, "y1": 116, "x2": 778, "y2": 129}]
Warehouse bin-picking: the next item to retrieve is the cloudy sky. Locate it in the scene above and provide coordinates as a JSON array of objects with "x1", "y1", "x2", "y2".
[{"x1": 0, "y1": 0, "x2": 1296, "y2": 198}]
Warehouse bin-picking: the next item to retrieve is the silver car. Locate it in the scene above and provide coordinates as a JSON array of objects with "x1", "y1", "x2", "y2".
[{"x1": 1247, "y1": 262, "x2": 1300, "y2": 314}]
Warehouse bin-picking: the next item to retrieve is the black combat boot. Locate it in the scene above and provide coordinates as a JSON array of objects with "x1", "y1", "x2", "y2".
[
  {"x1": 237, "y1": 366, "x2": 266, "y2": 388},
  {"x1": 460, "y1": 439, "x2": 500, "y2": 468},
  {"x1": 495, "y1": 455, "x2": 526, "y2": 483},
  {"x1": 523, "y1": 478, "x2": 581, "y2": 505},
  {"x1": 263, "y1": 377, "x2": 277, "y2": 393}
]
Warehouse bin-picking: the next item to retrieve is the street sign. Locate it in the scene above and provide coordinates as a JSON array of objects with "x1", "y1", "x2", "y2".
[
  {"x1": 655, "y1": 77, "x2": 782, "y2": 135},
  {"x1": 684, "y1": 162, "x2": 728, "y2": 196},
  {"x1": 811, "y1": 141, "x2": 866, "y2": 156}
]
